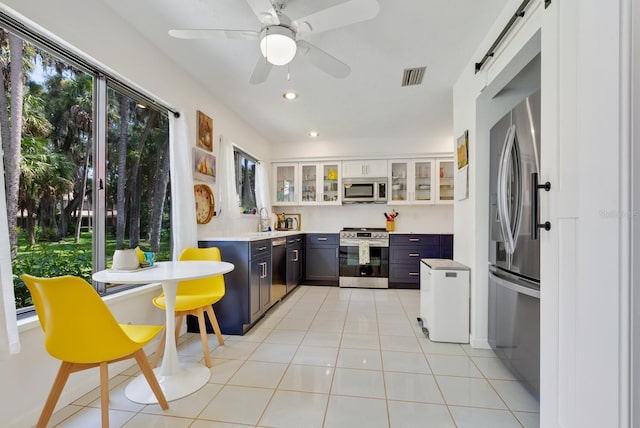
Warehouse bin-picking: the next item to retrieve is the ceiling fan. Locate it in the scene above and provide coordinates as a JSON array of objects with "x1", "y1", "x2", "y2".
[{"x1": 168, "y1": 0, "x2": 380, "y2": 84}]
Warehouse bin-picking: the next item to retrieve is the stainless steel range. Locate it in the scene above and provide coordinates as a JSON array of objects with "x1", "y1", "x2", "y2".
[{"x1": 339, "y1": 227, "x2": 389, "y2": 288}]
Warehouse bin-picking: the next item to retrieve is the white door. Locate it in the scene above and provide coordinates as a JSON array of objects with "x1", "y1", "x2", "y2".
[{"x1": 540, "y1": 1, "x2": 631, "y2": 426}]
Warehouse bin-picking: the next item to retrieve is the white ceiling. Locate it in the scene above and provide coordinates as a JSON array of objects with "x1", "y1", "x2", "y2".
[{"x1": 103, "y1": 0, "x2": 508, "y2": 147}]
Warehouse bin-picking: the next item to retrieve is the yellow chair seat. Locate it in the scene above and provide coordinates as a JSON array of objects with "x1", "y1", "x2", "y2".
[
  {"x1": 120, "y1": 324, "x2": 164, "y2": 345},
  {"x1": 21, "y1": 274, "x2": 168, "y2": 428},
  {"x1": 152, "y1": 247, "x2": 227, "y2": 368},
  {"x1": 153, "y1": 293, "x2": 224, "y2": 312}
]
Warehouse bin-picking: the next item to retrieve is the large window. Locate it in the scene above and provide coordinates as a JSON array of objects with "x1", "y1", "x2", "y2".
[
  {"x1": 104, "y1": 88, "x2": 171, "y2": 292},
  {"x1": 1, "y1": 23, "x2": 172, "y2": 311},
  {"x1": 234, "y1": 148, "x2": 257, "y2": 214}
]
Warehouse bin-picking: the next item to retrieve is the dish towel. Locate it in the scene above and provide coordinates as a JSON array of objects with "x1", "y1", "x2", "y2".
[{"x1": 359, "y1": 240, "x2": 370, "y2": 265}]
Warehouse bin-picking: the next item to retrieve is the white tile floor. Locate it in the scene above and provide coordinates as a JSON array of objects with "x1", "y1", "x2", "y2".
[{"x1": 46, "y1": 285, "x2": 540, "y2": 428}]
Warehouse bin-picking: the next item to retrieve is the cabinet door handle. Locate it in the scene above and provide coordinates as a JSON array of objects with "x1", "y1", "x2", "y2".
[
  {"x1": 258, "y1": 246, "x2": 267, "y2": 251},
  {"x1": 409, "y1": 272, "x2": 420, "y2": 276},
  {"x1": 293, "y1": 249, "x2": 299, "y2": 262},
  {"x1": 317, "y1": 237, "x2": 328, "y2": 241},
  {"x1": 408, "y1": 238, "x2": 420, "y2": 242},
  {"x1": 336, "y1": 248, "x2": 338, "y2": 258},
  {"x1": 296, "y1": 238, "x2": 302, "y2": 242},
  {"x1": 260, "y1": 262, "x2": 267, "y2": 278},
  {"x1": 409, "y1": 253, "x2": 420, "y2": 257}
]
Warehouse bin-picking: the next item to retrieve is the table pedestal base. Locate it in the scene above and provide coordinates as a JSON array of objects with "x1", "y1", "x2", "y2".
[{"x1": 125, "y1": 363, "x2": 211, "y2": 404}]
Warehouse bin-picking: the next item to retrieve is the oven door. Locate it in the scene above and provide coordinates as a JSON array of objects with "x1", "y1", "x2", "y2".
[{"x1": 339, "y1": 245, "x2": 389, "y2": 278}]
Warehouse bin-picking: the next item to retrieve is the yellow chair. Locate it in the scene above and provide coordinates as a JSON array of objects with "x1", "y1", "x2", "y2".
[
  {"x1": 20, "y1": 274, "x2": 168, "y2": 428},
  {"x1": 152, "y1": 247, "x2": 226, "y2": 368}
]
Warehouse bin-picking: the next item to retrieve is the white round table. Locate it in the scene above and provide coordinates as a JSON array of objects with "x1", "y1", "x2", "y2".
[{"x1": 93, "y1": 260, "x2": 234, "y2": 403}]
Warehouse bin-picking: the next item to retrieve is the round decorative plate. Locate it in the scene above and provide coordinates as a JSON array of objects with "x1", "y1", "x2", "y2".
[{"x1": 194, "y1": 184, "x2": 215, "y2": 224}]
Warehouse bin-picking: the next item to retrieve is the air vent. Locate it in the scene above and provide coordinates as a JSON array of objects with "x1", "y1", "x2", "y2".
[{"x1": 401, "y1": 66, "x2": 426, "y2": 87}]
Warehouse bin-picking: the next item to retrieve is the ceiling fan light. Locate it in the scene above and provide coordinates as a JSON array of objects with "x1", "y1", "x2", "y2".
[{"x1": 260, "y1": 26, "x2": 297, "y2": 66}]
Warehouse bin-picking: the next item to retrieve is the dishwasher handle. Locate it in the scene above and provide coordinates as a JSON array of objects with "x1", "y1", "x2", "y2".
[{"x1": 272, "y1": 238, "x2": 286, "y2": 247}]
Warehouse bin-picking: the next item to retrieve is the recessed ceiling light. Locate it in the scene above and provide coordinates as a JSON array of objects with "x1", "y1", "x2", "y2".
[
  {"x1": 282, "y1": 92, "x2": 298, "y2": 100},
  {"x1": 308, "y1": 131, "x2": 319, "y2": 137}
]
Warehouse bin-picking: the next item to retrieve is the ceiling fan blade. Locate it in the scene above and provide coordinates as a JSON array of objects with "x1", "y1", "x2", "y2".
[
  {"x1": 293, "y1": 0, "x2": 379, "y2": 36},
  {"x1": 169, "y1": 29, "x2": 258, "y2": 40},
  {"x1": 245, "y1": 0, "x2": 280, "y2": 25},
  {"x1": 249, "y1": 55, "x2": 273, "y2": 84},
  {"x1": 297, "y1": 40, "x2": 350, "y2": 79}
]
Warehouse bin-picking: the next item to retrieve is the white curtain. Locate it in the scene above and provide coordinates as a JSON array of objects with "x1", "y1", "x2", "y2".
[
  {"x1": 255, "y1": 161, "x2": 272, "y2": 221},
  {"x1": 0, "y1": 147, "x2": 19, "y2": 357},
  {"x1": 169, "y1": 111, "x2": 197, "y2": 259},
  {"x1": 219, "y1": 136, "x2": 241, "y2": 220}
]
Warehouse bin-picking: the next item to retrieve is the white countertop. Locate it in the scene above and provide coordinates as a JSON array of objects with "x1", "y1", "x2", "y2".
[
  {"x1": 199, "y1": 230, "x2": 447, "y2": 242},
  {"x1": 199, "y1": 230, "x2": 304, "y2": 242}
]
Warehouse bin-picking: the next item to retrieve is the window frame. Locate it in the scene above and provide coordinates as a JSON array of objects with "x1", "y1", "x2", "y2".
[
  {"x1": 234, "y1": 147, "x2": 258, "y2": 215},
  {"x1": 1, "y1": 11, "x2": 177, "y2": 307}
]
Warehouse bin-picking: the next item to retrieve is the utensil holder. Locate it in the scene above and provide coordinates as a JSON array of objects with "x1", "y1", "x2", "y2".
[{"x1": 386, "y1": 220, "x2": 395, "y2": 232}]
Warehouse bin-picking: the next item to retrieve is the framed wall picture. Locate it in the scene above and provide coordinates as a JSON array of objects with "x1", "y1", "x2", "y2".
[
  {"x1": 457, "y1": 130, "x2": 469, "y2": 170},
  {"x1": 197, "y1": 110, "x2": 213, "y2": 151},
  {"x1": 456, "y1": 130, "x2": 469, "y2": 201},
  {"x1": 193, "y1": 147, "x2": 216, "y2": 183}
]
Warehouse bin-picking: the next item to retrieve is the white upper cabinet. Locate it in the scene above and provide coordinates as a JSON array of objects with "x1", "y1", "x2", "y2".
[
  {"x1": 272, "y1": 163, "x2": 299, "y2": 206},
  {"x1": 273, "y1": 157, "x2": 452, "y2": 206},
  {"x1": 300, "y1": 162, "x2": 341, "y2": 206},
  {"x1": 435, "y1": 159, "x2": 455, "y2": 204},
  {"x1": 388, "y1": 159, "x2": 434, "y2": 205},
  {"x1": 342, "y1": 160, "x2": 388, "y2": 178},
  {"x1": 388, "y1": 158, "x2": 454, "y2": 205}
]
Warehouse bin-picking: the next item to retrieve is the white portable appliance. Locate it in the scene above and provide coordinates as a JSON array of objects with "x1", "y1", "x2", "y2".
[{"x1": 419, "y1": 259, "x2": 470, "y2": 343}]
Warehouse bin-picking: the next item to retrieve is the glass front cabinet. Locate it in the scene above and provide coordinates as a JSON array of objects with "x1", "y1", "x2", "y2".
[
  {"x1": 389, "y1": 158, "x2": 453, "y2": 205},
  {"x1": 389, "y1": 159, "x2": 434, "y2": 205},
  {"x1": 272, "y1": 163, "x2": 299, "y2": 206},
  {"x1": 436, "y1": 159, "x2": 455, "y2": 204},
  {"x1": 300, "y1": 162, "x2": 341, "y2": 205}
]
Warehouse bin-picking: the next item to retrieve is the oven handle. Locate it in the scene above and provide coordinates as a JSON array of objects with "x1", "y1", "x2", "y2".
[{"x1": 339, "y1": 239, "x2": 389, "y2": 248}]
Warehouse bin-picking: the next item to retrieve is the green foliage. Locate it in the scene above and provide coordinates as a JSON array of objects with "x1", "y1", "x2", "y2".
[
  {"x1": 13, "y1": 241, "x2": 91, "y2": 309},
  {"x1": 13, "y1": 230, "x2": 171, "y2": 309}
]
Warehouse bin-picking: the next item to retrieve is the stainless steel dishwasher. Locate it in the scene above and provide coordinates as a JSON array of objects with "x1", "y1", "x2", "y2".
[{"x1": 271, "y1": 238, "x2": 287, "y2": 303}]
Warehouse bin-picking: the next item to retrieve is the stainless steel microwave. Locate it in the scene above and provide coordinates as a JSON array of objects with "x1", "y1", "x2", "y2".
[{"x1": 343, "y1": 178, "x2": 387, "y2": 203}]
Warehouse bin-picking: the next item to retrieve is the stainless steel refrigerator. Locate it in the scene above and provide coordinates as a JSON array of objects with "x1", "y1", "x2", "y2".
[{"x1": 488, "y1": 90, "x2": 541, "y2": 398}]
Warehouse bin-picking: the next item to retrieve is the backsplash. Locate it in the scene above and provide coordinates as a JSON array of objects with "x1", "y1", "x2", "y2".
[{"x1": 271, "y1": 204, "x2": 453, "y2": 233}]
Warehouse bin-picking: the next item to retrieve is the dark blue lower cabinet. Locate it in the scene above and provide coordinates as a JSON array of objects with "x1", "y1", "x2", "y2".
[
  {"x1": 188, "y1": 240, "x2": 271, "y2": 335},
  {"x1": 388, "y1": 234, "x2": 454, "y2": 289},
  {"x1": 304, "y1": 234, "x2": 339, "y2": 285}
]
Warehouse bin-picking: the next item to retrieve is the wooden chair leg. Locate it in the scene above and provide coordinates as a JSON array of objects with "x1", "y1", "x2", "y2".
[
  {"x1": 152, "y1": 329, "x2": 166, "y2": 368},
  {"x1": 174, "y1": 315, "x2": 185, "y2": 344},
  {"x1": 36, "y1": 361, "x2": 73, "y2": 428},
  {"x1": 204, "y1": 304, "x2": 225, "y2": 346},
  {"x1": 196, "y1": 308, "x2": 211, "y2": 368},
  {"x1": 99, "y1": 362, "x2": 110, "y2": 428},
  {"x1": 134, "y1": 349, "x2": 169, "y2": 410}
]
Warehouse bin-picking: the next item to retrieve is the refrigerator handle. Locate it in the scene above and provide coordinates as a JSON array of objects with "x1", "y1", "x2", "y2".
[
  {"x1": 530, "y1": 172, "x2": 551, "y2": 240},
  {"x1": 497, "y1": 125, "x2": 516, "y2": 254}
]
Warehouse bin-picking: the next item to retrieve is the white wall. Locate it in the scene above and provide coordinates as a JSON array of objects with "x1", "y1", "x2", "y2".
[
  {"x1": 0, "y1": 1, "x2": 273, "y2": 426},
  {"x1": 454, "y1": 0, "x2": 632, "y2": 426}
]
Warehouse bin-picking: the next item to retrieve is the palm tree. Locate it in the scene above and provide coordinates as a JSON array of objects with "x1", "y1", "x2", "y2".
[
  {"x1": 0, "y1": 31, "x2": 31, "y2": 256},
  {"x1": 42, "y1": 73, "x2": 93, "y2": 241},
  {"x1": 19, "y1": 136, "x2": 74, "y2": 244}
]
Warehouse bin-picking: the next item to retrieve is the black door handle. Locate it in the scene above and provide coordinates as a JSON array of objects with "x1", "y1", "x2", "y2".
[{"x1": 531, "y1": 172, "x2": 551, "y2": 240}]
